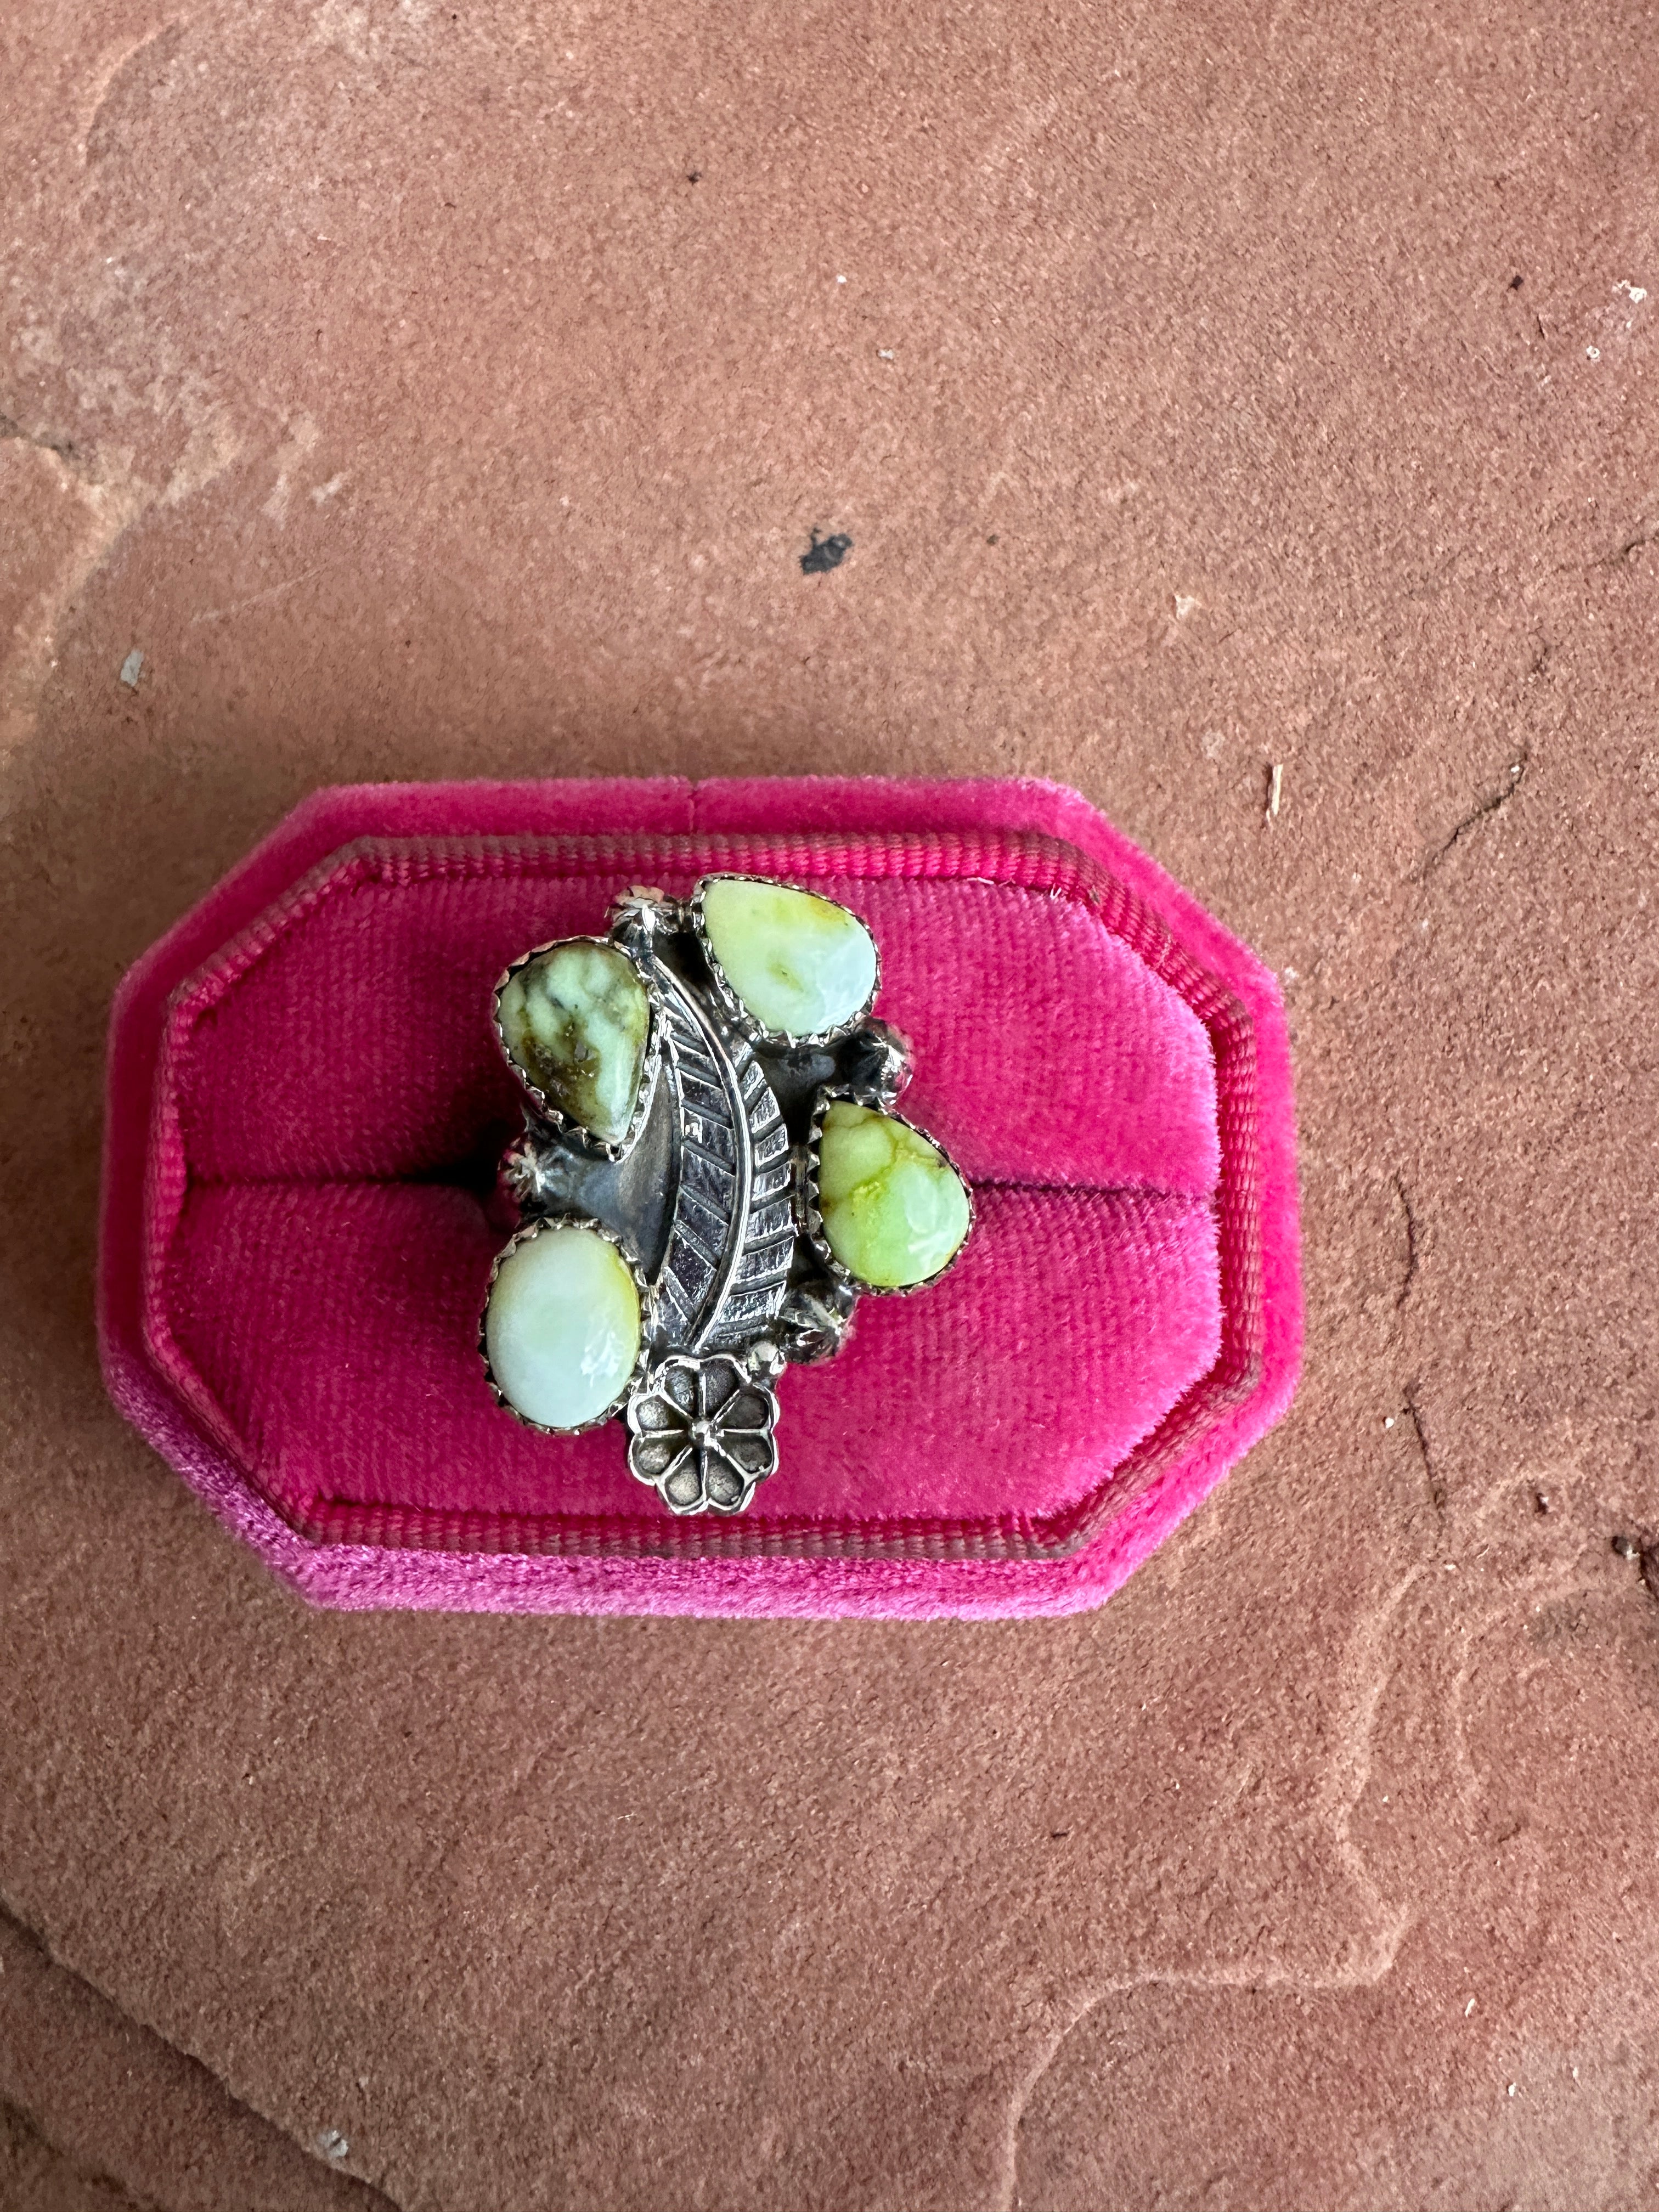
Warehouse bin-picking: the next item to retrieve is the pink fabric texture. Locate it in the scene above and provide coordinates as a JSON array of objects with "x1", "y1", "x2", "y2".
[{"x1": 99, "y1": 778, "x2": 1301, "y2": 1618}]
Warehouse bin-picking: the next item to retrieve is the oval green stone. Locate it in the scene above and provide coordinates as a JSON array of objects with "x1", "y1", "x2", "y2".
[
  {"x1": 816, "y1": 1101, "x2": 971, "y2": 1289},
  {"x1": 701, "y1": 878, "x2": 877, "y2": 1038},
  {"x1": 498, "y1": 939, "x2": 650, "y2": 1145},
  {"x1": 484, "y1": 1224, "x2": 641, "y2": 1429}
]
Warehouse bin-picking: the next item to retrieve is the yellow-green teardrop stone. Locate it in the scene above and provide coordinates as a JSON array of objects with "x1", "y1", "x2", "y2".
[
  {"x1": 498, "y1": 940, "x2": 650, "y2": 1144},
  {"x1": 816, "y1": 1101, "x2": 971, "y2": 1289},
  {"x1": 701, "y1": 878, "x2": 877, "y2": 1037}
]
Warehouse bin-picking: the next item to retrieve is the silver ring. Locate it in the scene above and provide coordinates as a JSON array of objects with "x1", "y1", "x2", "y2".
[{"x1": 479, "y1": 876, "x2": 973, "y2": 1515}]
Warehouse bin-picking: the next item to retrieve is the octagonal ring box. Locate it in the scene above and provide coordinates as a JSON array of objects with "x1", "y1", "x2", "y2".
[{"x1": 99, "y1": 776, "x2": 1301, "y2": 1621}]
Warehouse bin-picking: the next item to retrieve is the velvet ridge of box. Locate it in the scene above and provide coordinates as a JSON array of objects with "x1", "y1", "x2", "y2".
[{"x1": 99, "y1": 776, "x2": 1301, "y2": 1620}]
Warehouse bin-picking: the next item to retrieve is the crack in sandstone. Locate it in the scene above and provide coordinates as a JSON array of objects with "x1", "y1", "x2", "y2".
[
  {"x1": 1, "y1": 2089, "x2": 159, "y2": 2210},
  {"x1": 1393, "y1": 1174, "x2": 1419, "y2": 1309},
  {"x1": 0, "y1": 412, "x2": 83, "y2": 466},
  {"x1": 0, "y1": 1896, "x2": 403, "y2": 2210},
  {"x1": 191, "y1": 556, "x2": 345, "y2": 626},
  {"x1": 1420, "y1": 740, "x2": 1532, "y2": 876},
  {"x1": 1403, "y1": 1384, "x2": 1446, "y2": 1519},
  {"x1": 1589, "y1": 517, "x2": 1659, "y2": 571}
]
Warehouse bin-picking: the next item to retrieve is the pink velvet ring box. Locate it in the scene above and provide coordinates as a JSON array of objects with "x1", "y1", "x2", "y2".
[{"x1": 99, "y1": 776, "x2": 1301, "y2": 1620}]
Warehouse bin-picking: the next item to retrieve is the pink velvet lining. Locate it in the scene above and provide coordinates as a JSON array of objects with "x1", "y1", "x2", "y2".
[{"x1": 99, "y1": 779, "x2": 1301, "y2": 1617}]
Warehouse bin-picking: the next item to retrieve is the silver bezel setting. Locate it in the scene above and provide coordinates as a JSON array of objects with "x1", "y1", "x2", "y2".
[
  {"x1": 492, "y1": 933, "x2": 661, "y2": 1162},
  {"x1": 689, "y1": 873, "x2": 882, "y2": 1050},
  {"x1": 478, "y1": 1215, "x2": 653, "y2": 1435},
  {"x1": 800, "y1": 1087, "x2": 977, "y2": 1298}
]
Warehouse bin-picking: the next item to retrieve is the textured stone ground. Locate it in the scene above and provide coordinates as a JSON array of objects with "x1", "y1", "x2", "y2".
[{"x1": 3, "y1": 1, "x2": 1658, "y2": 2204}]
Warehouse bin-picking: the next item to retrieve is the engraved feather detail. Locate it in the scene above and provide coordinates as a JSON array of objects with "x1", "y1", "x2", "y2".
[{"x1": 650, "y1": 958, "x2": 795, "y2": 1352}]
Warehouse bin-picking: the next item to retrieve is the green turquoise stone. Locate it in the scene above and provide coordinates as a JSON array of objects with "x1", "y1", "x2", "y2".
[
  {"x1": 498, "y1": 939, "x2": 650, "y2": 1144},
  {"x1": 816, "y1": 1101, "x2": 971, "y2": 1289},
  {"x1": 701, "y1": 878, "x2": 877, "y2": 1039},
  {"x1": 484, "y1": 1224, "x2": 641, "y2": 1429}
]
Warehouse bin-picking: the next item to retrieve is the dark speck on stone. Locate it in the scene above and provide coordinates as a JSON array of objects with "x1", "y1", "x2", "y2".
[
  {"x1": 801, "y1": 531, "x2": 853, "y2": 575},
  {"x1": 1509, "y1": 272, "x2": 1524, "y2": 289}
]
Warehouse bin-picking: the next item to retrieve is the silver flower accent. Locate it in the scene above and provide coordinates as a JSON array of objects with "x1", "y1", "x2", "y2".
[{"x1": 625, "y1": 1355, "x2": 779, "y2": 1515}]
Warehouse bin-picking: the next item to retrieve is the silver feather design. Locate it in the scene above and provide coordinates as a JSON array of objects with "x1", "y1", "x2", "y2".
[{"x1": 647, "y1": 958, "x2": 795, "y2": 1352}]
